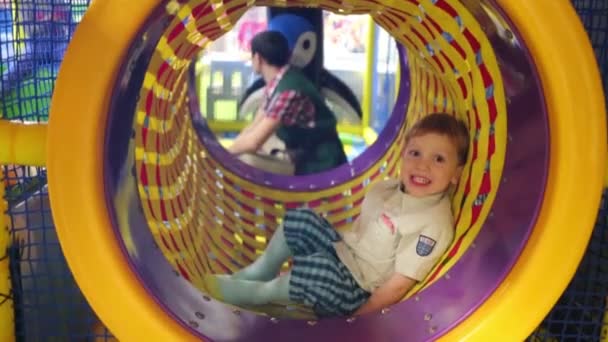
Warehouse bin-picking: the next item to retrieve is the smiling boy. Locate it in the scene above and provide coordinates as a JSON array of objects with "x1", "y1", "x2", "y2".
[{"x1": 205, "y1": 113, "x2": 470, "y2": 318}]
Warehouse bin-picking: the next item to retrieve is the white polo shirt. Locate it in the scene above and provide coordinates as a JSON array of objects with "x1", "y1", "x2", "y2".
[{"x1": 333, "y1": 179, "x2": 454, "y2": 292}]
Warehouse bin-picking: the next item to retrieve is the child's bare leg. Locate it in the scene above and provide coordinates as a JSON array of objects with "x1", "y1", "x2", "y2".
[
  {"x1": 233, "y1": 225, "x2": 291, "y2": 281},
  {"x1": 204, "y1": 273, "x2": 291, "y2": 306}
]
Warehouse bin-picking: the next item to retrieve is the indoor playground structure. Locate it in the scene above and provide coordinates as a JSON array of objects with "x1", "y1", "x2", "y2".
[{"x1": 0, "y1": 1, "x2": 607, "y2": 342}]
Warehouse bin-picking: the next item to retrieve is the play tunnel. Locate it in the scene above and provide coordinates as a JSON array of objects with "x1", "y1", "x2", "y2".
[{"x1": 43, "y1": 0, "x2": 605, "y2": 341}]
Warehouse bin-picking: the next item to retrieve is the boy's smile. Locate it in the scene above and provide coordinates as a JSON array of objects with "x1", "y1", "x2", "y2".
[{"x1": 410, "y1": 175, "x2": 431, "y2": 185}]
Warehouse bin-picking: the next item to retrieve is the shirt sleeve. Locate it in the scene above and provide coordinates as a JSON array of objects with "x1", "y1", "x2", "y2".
[
  {"x1": 394, "y1": 228, "x2": 448, "y2": 281},
  {"x1": 265, "y1": 90, "x2": 315, "y2": 126}
]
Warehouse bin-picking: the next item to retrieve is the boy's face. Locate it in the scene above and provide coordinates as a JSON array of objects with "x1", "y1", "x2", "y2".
[{"x1": 400, "y1": 132, "x2": 463, "y2": 198}]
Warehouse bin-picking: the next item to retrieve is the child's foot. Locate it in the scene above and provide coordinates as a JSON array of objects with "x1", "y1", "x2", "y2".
[
  {"x1": 203, "y1": 274, "x2": 262, "y2": 305},
  {"x1": 203, "y1": 274, "x2": 230, "y2": 301},
  {"x1": 202, "y1": 274, "x2": 290, "y2": 307}
]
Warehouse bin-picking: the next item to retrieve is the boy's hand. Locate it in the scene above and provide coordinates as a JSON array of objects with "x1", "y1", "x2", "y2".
[{"x1": 353, "y1": 273, "x2": 416, "y2": 316}]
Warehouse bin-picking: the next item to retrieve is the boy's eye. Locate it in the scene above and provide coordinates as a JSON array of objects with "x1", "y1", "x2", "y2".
[
  {"x1": 408, "y1": 150, "x2": 420, "y2": 157},
  {"x1": 434, "y1": 155, "x2": 445, "y2": 163}
]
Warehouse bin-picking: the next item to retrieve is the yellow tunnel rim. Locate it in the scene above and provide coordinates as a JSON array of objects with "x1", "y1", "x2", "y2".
[
  {"x1": 46, "y1": 0, "x2": 605, "y2": 341},
  {"x1": 105, "y1": 0, "x2": 539, "y2": 339}
]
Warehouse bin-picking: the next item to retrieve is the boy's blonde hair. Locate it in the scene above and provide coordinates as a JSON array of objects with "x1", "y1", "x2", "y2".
[{"x1": 404, "y1": 113, "x2": 470, "y2": 165}]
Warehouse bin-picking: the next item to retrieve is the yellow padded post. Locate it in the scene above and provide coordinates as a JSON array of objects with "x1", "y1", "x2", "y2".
[
  {"x1": 0, "y1": 166, "x2": 15, "y2": 342},
  {"x1": 0, "y1": 121, "x2": 47, "y2": 166}
]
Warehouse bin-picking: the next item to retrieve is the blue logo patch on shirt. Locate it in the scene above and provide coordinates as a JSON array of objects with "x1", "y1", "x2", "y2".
[{"x1": 416, "y1": 235, "x2": 436, "y2": 256}]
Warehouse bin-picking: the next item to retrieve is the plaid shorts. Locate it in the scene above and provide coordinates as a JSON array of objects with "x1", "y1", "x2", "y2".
[{"x1": 283, "y1": 208, "x2": 370, "y2": 317}]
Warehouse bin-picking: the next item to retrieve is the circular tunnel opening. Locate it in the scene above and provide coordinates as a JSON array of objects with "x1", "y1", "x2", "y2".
[
  {"x1": 103, "y1": 0, "x2": 549, "y2": 340},
  {"x1": 188, "y1": 7, "x2": 406, "y2": 184}
]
